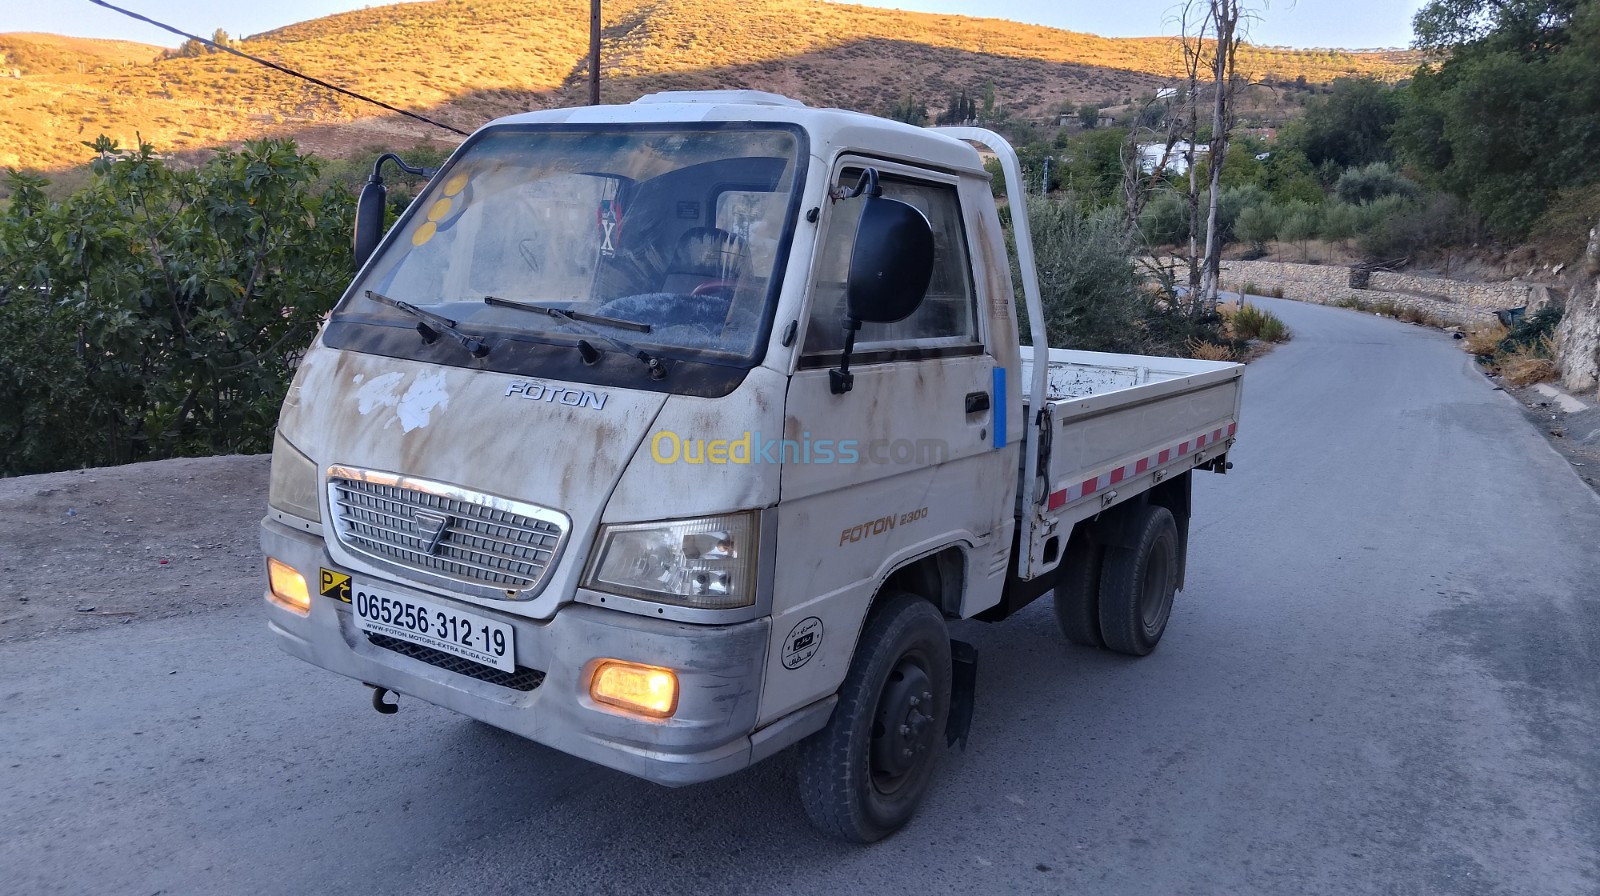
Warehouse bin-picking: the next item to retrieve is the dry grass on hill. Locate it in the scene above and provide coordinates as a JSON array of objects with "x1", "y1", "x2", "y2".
[{"x1": 0, "y1": 0, "x2": 1417, "y2": 174}]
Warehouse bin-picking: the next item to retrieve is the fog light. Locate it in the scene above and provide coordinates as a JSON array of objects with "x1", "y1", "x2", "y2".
[
  {"x1": 589, "y1": 660, "x2": 678, "y2": 718},
  {"x1": 266, "y1": 558, "x2": 311, "y2": 615}
]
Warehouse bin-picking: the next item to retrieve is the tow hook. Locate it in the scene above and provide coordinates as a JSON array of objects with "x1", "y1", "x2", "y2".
[{"x1": 368, "y1": 684, "x2": 399, "y2": 715}]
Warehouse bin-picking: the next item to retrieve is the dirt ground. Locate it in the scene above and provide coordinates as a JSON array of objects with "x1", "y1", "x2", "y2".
[
  {"x1": 1503, "y1": 382, "x2": 1600, "y2": 494},
  {"x1": 0, "y1": 454, "x2": 268, "y2": 644}
]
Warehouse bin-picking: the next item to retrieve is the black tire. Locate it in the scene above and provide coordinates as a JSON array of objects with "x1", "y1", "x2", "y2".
[
  {"x1": 1052, "y1": 532, "x2": 1106, "y2": 648},
  {"x1": 796, "y1": 592, "x2": 951, "y2": 843},
  {"x1": 1097, "y1": 505, "x2": 1179, "y2": 656}
]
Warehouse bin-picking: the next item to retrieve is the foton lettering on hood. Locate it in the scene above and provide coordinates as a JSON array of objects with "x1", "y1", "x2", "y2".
[{"x1": 505, "y1": 381, "x2": 609, "y2": 410}]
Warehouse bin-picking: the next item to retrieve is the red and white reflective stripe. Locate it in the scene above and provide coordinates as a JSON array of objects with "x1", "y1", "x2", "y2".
[{"x1": 1046, "y1": 422, "x2": 1237, "y2": 511}]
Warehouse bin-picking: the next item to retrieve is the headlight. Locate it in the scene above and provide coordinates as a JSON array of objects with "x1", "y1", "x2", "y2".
[
  {"x1": 585, "y1": 512, "x2": 759, "y2": 609},
  {"x1": 268, "y1": 431, "x2": 321, "y2": 523}
]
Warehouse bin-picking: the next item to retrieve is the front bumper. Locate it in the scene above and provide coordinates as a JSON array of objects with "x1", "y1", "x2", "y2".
[{"x1": 261, "y1": 517, "x2": 790, "y2": 786}]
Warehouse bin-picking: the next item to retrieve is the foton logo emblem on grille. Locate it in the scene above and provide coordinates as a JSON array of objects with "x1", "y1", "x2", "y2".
[{"x1": 414, "y1": 510, "x2": 450, "y2": 555}]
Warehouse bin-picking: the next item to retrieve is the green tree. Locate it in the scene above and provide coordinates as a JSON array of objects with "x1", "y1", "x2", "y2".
[
  {"x1": 938, "y1": 91, "x2": 978, "y2": 126},
  {"x1": 1061, "y1": 128, "x2": 1128, "y2": 205},
  {"x1": 1395, "y1": 0, "x2": 1600, "y2": 236},
  {"x1": 0, "y1": 138, "x2": 353, "y2": 475},
  {"x1": 1024, "y1": 199, "x2": 1150, "y2": 352},
  {"x1": 887, "y1": 94, "x2": 928, "y2": 126},
  {"x1": 1078, "y1": 103, "x2": 1100, "y2": 129},
  {"x1": 1260, "y1": 149, "x2": 1325, "y2": 204},
  {"x1": 1334, "y1": 162, "x2": 1419, "y2": 204},
  {"x1": 1279, "y1": 77, "x2": 1401, "y2": 173},
  {"x1": 1233, "y1": 202, "x2": 1282, "y2": 254}
]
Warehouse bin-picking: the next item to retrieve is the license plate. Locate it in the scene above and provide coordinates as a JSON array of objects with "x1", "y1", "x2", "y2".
[{"x1": 351, "y1": 583, "x2": 515, "y2": 673}]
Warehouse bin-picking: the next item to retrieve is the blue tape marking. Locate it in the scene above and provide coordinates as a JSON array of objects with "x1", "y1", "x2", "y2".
[{"x1": 993, "y1": 366, "x2": 1007, "y2": 449}]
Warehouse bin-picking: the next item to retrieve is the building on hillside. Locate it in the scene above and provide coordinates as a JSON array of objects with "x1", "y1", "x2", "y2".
[{"x1": 1138, "y1": 141, "x2": 1208, "y2": 175}]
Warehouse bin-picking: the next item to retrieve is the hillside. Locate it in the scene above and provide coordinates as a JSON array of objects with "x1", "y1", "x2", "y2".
[
  {"x1": 0, "y1": 33, "x2": 162, "y2": 75},
  {"x1": 0, "y1": 0, "x2": 1419, "y2": 172}
]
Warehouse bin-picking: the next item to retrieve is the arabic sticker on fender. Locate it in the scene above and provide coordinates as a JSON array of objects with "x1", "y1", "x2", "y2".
[{"x1": 782, "y1": 617, "x2": 823, "y2": 670}]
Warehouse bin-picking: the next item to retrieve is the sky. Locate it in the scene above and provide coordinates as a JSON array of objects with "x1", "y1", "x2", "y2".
[{"x1": 5, "y1": 0, "x2": 1428, "y2": 50}]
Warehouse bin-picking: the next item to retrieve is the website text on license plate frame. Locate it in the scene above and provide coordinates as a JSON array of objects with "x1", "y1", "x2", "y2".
[{"x1": 351, "y1": 583, "x2": 515, "y2": 672}]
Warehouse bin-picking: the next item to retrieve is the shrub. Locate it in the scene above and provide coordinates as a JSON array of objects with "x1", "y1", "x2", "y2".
[
  {"x1": 1463, "y1": 324, "x2": 1508, "y2": 356},
  {"x1": 0, "y1": 137, "x2": 353, "y2": 475},
  {"x1": 1233, "y1": 202, "x2": 1283, "y2": 254},
  {"x1": 1026, "y1": 199, "x2": 1150, "y2": 353},
  {"x1": 1187, "y1": 339, "x2": 1234, "y2": 361},
  {"x1": 1334, "y1": 162, "x2": 1419, "y2": 205},
  {"x1": 1139, "y1": 191, "x2": 1189, "y2": 246},
  {"x1": 1229, "y1": 303, "x2": 1290, "y2": 342},
  {"x1": 1498, "y1": 306, "x2": 1563, "y2": 355},
  {"x1": 1500, "y1": 341, "x2": 1559, "y2": 385}
]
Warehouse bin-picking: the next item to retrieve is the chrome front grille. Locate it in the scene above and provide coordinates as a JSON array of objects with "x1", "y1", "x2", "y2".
[{"x1": 328, "y1": 467, "x2": 568, "y2": 594}]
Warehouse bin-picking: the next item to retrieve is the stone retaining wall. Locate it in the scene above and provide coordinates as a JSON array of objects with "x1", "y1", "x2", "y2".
[{"x1": 1202, "y1": 259, "x2": 1503, "y2": 328}]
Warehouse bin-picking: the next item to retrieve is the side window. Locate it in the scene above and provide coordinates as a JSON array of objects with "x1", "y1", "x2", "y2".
[{"x1": 802, "y1": 169, "x2": 978, "y2": 357}]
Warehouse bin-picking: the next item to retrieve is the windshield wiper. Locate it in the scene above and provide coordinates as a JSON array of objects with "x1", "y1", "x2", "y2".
[
  {"x1": 483, "y1": 295, "x2": 666, "y2": 380},
  {"x1": 483, "y1": 296, "x2": 651, "y2": 333},
  {"x1": 367, "y1": 291, "x2": 490, "y2": 358}
]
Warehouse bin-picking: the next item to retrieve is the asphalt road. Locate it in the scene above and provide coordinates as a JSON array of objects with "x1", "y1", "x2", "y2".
[{"x1": 4, "y1": 297, "x2": 1598, "y2": 895}]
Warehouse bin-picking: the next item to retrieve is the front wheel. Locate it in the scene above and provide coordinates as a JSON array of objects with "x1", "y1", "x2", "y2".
[{"x1": 796, "y1": 593, "x2": 951, "y2": 843}]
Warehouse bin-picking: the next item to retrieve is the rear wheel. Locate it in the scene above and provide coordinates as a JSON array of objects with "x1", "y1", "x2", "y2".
[
  {"x1": 1097, "y1": 505, "x2": 1179, "y2": 656},
  {"x1": 797, "y1": 593, "x2": 951, "y2": 843},
  {"x1": 1052, "y1": 532, "x2": 1106, "y2": 648}
]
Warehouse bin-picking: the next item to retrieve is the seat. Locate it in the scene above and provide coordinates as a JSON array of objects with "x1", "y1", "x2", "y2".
[{"x1": 659, "y1": 227, "x2": 746, "y2": 296}]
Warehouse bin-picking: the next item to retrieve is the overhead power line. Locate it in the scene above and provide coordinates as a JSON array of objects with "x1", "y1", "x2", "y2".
[{"x1": 86, "y1": 0, "x2": 471, "y2": 137}]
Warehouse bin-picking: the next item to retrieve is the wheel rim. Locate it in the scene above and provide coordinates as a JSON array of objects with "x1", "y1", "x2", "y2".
[
  {"x1": 869, "y1": 653, "x2": 936, "y2": 795},
  {"x1": 1140, "y1": 543, "x2": 1174, "y2": 632}
]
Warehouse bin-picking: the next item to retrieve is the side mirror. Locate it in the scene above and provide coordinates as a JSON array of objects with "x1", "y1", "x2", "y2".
[
  {"x1": 830, "y1": 169, "x2": 935, "y2": 394},
  {"x1": 353, "y1": 177, "x2": 387, "y2": 268},
  {"x1": 846, "y1": 193, "x2": 935, "y2": 323},
  {"x1": 352, "y1": 153, "x2": 440, "y2": 268}
]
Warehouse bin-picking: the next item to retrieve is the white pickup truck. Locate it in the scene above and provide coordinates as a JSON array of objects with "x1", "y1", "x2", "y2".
[{"x1": 260, "y1": 90, "x2": 1242, "y2": 842}]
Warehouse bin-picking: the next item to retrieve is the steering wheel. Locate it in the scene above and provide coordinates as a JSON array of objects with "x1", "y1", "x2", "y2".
[{"x1": 691, "y1": 279, "x2": 738, "y2": 298}]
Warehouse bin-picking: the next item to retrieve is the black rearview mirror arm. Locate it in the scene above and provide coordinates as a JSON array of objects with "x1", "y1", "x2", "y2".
[
  {"x1": 829, "y1": 319, "x2": 862, "y2": 395},
  {"x1": 844, "y1": 168, "x2": 882, "y2": 199},
  {"x1": 370, "y1": 153, "x2": 439, "y2": 182},
  {"x1": 829, "y1": 167, "x2": 882, "y2": 395}
]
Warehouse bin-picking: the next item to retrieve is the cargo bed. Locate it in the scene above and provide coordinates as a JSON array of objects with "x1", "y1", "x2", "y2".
[{"x1": 1015, "y1": 345, "x2": 1244, "y2": 576}]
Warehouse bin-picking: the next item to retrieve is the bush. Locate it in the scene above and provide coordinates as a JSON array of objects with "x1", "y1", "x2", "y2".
[
  {"x1": 1139, "y1": 191, "x2": 1190, "y2": 246},
  {"x1": 0, "y1": 137, "x2": 354, "y2": 476},
  {"x1": 1026, "y1": 199, "x2": 1149, "y2": 352},
  {"x1": 1334, "y1": 162, "x2": 1419, "y2": 205},
  {"x1": 1229, "y1": 303, "x2": 1290, "y2": 342},
  {"x1": 1024, "y1": 197, "x2": 1226, "y2": 356},
  {"x1": 1277, "y1": 199, "x2": 1323, "y2": 261},
  {"x1": 1498, "y1": 306, "x2": 1562, "y2": 355},
  {"x1": 1234, "y1": 202, "x2": 1283, "y2": 254}
]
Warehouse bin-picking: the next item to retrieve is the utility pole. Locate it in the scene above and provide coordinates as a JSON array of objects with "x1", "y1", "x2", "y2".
[{"x1": 588, "y1": 0, "x2": 601, "y2": 106}]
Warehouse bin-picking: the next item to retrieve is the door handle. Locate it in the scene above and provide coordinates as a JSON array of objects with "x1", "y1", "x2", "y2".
[{"x1": 964, "y1": 391, "x2": 991, "y2": 414}]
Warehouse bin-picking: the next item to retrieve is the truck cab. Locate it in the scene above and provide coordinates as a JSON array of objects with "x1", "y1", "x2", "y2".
[{"x1": 262, "y1": 91, "x2": 1241, "y2": 842}]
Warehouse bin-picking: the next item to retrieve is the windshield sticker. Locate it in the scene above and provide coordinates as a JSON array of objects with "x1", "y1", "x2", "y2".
[
  {"x1": 597, "y1": 199, "x2": 622, "y2": 257},
  {"x1": 413, "y1": 173, "x2": 473, "y2": 248}
]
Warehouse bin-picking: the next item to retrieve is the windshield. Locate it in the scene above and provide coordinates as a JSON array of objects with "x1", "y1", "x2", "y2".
[{"x1": 335, "y1": 125, "x2": 804, "y2": 368}]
